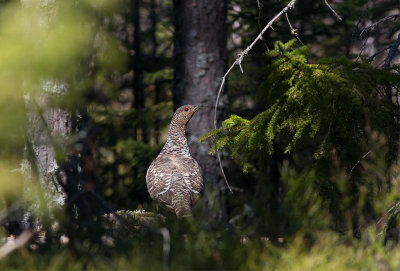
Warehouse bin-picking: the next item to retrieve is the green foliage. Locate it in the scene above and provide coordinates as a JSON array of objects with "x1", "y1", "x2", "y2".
[
  {"x1": 202, "y1": 40, "x2": 400, "y2": 169},
  {"x1": 202, "y1": 39, "x2": 400, "y2": 242},
  {"x1": 254, "y1": 230, "x2": 400, "y2": 271}
]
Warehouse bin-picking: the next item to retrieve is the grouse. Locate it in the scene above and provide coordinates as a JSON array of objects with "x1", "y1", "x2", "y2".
[{"x1": 146, "y1": 105, "x2": 203, "y2": 217}]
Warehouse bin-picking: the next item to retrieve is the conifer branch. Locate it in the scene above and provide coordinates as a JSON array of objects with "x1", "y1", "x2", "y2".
[{"x1": 213, "y1": 0, "x2": 298, "y2": 194}]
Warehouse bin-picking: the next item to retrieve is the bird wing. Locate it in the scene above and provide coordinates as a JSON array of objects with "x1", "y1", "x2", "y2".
[
  {"x1": 181, "y1": 157, "x2": 203, "y2": 201},
  {"x1": 146, "y1": 156, "x2": 177, "y2": 211}
]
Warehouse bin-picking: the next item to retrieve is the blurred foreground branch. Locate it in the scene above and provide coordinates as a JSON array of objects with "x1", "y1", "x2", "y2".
[{"x1": 0, "y1": 230, "x2": 32, "y2": 259}]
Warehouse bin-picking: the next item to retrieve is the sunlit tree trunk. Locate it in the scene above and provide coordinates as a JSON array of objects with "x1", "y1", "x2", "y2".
[
  {"x1": 27, "y1": 84, "x2": 102, "y2": 221},
  {"x1": 26, "y1": 82, "x2": 69, "y2": 208}
]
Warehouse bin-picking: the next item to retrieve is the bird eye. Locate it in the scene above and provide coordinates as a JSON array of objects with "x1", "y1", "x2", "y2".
[{"x1": 184, "y1": 107, "x2": 189, "y2": 112}]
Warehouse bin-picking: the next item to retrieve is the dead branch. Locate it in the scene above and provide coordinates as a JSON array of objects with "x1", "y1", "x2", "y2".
[
  {"x1": 324, "y1": 0, "x2": 342, "y2": 21},
  {"x1": 377, "y1": 201, "x2": 400, "y2": 236},
  {"x1": 0, "y1": 230, "x2": 32, "y2": 259},
  {"x1": 368, "y1": 46, "x2": 391, "y2": 63},
  {"x1": 360, "y1": 14, "x2": 400, "y2": 39},
  {"x1": 349, "y1": 150, "x2": 371, "y2": 175},
  {"x1": 382, "y1": 33, "x2": 400, "y2": 69},
  {"x1": 285, "y1": 11, "x2": 304, "y2": 45}
]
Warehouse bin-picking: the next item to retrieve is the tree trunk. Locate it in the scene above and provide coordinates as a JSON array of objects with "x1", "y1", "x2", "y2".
[
  {"x1": 26, "y1": 82, "x2": 69, "y2": 208},
  {"x1": 26, "y1": 82, "x2": 102, "y2": 221},
  {"x1": 131, "y1": 0, "x2": 148, "y2": 143},
  {"x1": 173, "y1": 0, "x2": 229, "y2": 219}
]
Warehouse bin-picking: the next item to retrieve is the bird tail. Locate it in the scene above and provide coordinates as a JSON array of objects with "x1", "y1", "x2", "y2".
[{"x1": 172, "y1": 188, "x2": 192, "y2": 217}]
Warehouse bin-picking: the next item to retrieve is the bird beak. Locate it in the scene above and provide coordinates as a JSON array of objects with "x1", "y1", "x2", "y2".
[{"x1": 194, "y1": 105, "x2": 200, "y2": 112}]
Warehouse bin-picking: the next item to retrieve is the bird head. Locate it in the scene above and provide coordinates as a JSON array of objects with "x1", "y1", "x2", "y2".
[{"x1": 173, "y1": 105, "x2": 199, "y2": 128}]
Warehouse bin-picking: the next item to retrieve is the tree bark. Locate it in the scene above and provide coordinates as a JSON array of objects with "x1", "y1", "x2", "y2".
[
  {"x1": 26, "y1": 82, "x2": 102, "y2": 221},
  {"x1": 173, "y1": 0, "x2": 229, "y2": 218},
  {"x1": 26, "y1": 82, "x2": 69, "y2": 208},
  {"x1": 131, "y1": 0, "x2": 148, "y2": 143}
]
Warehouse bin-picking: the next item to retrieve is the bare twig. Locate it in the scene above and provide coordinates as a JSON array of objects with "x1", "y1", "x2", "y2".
[
  {"x1": 324, "y1": 0, "x2": 342, "y2": 21},
  {"x1": 257, "y1": 0, "x2": 269, "y2": 50},
  {"x1": 285, "y1": 11, "x2": 304, "y2": 45},
  {"x1": 0, "y1": 230, "x2": 32, "y2": 259},
  {"x1": 367, "y1": 46, "x2": 391, "y2": 63},
  {"x1": 214, "y1": 0, "x2": 298, "y2": 194},
  {"x1": 349, "y1": 150, "x2": 371, "y2": 175},
  {"x1": 351, "y1": 4, "x2": 368, "y2": 42},
  {"x1": 377, "y1": 201, "x2": 400, "y2": 235},
  {"x1": 360, "y1": 14, "x2": 400, "y2": 39},
  {"x1": 223, "y1": 186, "x2": 245, "y2": 193},
  {"x1": 357, "y1": 14, "x2": 399, "y2": 63},
  {"x1": 382, "y1": 32, "x2": 400, "y2": 69},
  {"x1": 356, "y1": 39, "x2": 367, "y2": 62}
]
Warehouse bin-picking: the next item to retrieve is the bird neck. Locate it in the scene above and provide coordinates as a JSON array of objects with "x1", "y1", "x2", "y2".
[{"x1": 160, "y1": 120, "x2": 190, "y2": 157}]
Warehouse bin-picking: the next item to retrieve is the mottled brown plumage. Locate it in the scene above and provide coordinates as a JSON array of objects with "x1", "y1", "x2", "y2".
[{"x1": 146, "y1": 105, "x2": 203, "y2": 217}]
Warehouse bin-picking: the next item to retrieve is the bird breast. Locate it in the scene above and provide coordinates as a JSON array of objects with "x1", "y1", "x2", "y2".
[{"x1": 146, "y1": 154, "x2": 203, "y2": 205}]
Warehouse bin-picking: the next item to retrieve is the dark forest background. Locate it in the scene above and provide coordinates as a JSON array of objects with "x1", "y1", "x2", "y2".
[{"x1": 0, "y1": 0, "x2": 400, "y2": 269}]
